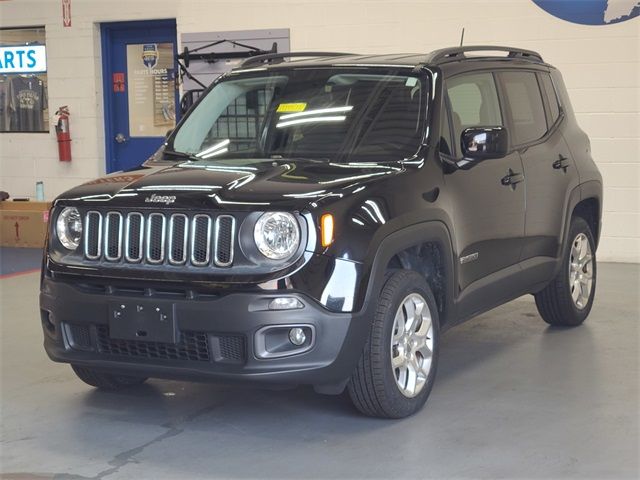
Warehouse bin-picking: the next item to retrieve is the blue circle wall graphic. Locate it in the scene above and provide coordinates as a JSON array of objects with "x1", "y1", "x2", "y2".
[{"x1": 532, "y1": 0, "x2": 640, "y2": 25}]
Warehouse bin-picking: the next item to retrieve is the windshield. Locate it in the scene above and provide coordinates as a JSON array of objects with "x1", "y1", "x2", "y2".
[{"x1": 169, "y1": 67, "x2": 427, "y2": 164}]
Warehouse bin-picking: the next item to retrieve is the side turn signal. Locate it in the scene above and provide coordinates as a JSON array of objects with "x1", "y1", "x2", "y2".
[{"x1": 321, "y1": 213, "x2": 334, "y2": 247}]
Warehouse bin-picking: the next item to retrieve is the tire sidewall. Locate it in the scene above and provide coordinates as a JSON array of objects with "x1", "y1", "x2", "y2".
[
  {"x1": 564, "y1": 217, "x2": 597, "y2": 322},
  {"x1": 376, "y1": 272, "x2": 440, "y2": 417}
]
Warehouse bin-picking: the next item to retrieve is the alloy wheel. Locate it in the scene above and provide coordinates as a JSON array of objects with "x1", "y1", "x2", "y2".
[
  {"x1": 569, "y1": 233, "x2": 594, "y2": 309},
  {"x1": 390, "y1": 293, "x2": 434, "y2": 398}
]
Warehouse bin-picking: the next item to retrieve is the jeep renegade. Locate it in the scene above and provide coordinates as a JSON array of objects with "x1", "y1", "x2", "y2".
[{"x1": 40, "y1": 46, "x2": 602, "y2": 418}]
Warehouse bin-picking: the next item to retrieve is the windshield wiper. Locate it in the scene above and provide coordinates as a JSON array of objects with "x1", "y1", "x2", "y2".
[{"x1": 163, "y1": 149, "x2": 201, "y2": 161}]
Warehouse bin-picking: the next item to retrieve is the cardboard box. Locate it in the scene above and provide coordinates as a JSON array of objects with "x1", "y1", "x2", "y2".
[{"x1": 0, "y1": 201, "x2": 51, "y2": 248}]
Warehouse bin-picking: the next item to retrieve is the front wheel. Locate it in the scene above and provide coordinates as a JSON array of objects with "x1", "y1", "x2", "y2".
[
  {"x1": 348, "y1": 270, "x2": 440, "y2": 418},
  {"x1": 535, "y1": 216, "x2": 597, "y2": 326}
]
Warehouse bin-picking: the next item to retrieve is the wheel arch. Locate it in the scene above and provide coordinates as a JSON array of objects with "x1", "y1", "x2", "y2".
[
  {"x1": 574, "y1": 181, "x2": 602, "y2": 248},
  {"x1": 560, "y1": 181, "x2": 602, "y2": 260},
  {"x1": 356, "y1": 221, "x2": 456, "y2": 327}
]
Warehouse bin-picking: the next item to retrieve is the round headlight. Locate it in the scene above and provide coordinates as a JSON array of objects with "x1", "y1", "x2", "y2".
[
  {"x1": 56, "y1": 207, "x2": 82, "y2": 250},
  {"x1": 254, "y1": 212, "x2": 300, "y2": 260}
]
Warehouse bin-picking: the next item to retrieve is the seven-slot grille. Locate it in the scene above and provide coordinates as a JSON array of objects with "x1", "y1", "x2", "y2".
[{"x1": 83, "y1": 211, "x2": 236, "y2": 267}]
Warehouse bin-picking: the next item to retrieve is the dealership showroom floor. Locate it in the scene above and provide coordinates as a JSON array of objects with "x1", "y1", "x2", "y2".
[{"x1": 1, "y1": 262, "x2": 637, "y2": 479}]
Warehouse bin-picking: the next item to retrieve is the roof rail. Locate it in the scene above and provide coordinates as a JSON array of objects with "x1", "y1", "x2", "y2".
[
  {"x1": 427, "y1": 45, "x2": 543, "y2": 64},
  {"x1": 240, "y1": 51, "x2": 355, "y2": 68}
]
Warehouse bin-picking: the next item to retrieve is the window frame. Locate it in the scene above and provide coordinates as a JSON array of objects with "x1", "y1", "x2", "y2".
[{"x1": 439, "y1": 92, "x2": 456, "y2": 157}]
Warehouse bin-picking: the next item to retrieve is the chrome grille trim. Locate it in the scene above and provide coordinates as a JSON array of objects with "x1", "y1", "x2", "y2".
[
  {"x1": 168, "y1": 214, "x2": 189, "y2": 265},
  {"x1": 146, "y1": 213, "x2": 166, "y2": 264},
  {"x1": 124, "y1": 213, "x2": 144, "y2": 263},
  {"x1": 104, "y1": 212, "x2": 123, "y2": 261},
  {"x1": 190, "y1": 214, "x2": 212, "y2": 266},
  {"x1": 84, "y1": 211, "x2": 102, "y2": 260},
  {"x1": 214, "y1": 215, "x2": 235, "y2": 267},
  {"x1": 82, "y1": 211, "x2": 235, "y2": 268}
]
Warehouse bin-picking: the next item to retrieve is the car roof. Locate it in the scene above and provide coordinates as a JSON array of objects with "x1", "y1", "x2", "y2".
[{"x1": 236, "y1": 46, "x2": 554, "y2": 73}]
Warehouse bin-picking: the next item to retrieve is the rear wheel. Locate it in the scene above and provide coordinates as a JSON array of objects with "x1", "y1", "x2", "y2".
[
  {"x1": 348, "y1": 270, "x2": 440, "y2": 418},
  {"x1": 535, "y1": 216, "x2": 597, "y2": 326},
  {"x1": 71, "y1": 365, "x2": 147, "y2": 390}
]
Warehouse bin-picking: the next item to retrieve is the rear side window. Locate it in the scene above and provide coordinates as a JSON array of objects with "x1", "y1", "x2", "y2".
[
  {"x1": 539, "y1": 73, "x2": 560, "y2": 125},
  {"x1": 500, "y1": 71, "x2": 547, "y2": 145},
  {"x1": 446, "y1": 73, "x2": 502, "y2": 151}
]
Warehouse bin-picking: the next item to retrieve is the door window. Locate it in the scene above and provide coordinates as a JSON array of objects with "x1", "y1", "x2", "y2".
[
  {"x1": 446, "y1": 73, "x2": 502, "y2": 153},
  {"x1": 126, "y1": 43, "x2": 176, "y2": 137},
  {"x1": 500, "y1": 71, "x2": 547, "y2": 145}
]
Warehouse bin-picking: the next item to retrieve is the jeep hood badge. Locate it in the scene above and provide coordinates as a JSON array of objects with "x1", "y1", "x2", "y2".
[{"x1": 145, "y1": 193, "x2": 176, "y2": 205}]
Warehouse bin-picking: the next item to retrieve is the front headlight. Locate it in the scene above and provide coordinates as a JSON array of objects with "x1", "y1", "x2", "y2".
[
  {"x1": 253, "y1": 212, "x2": 300, "y2": 260},
  {"x1": 56, "y1": 207, "x2": 82, "y2": 250}
]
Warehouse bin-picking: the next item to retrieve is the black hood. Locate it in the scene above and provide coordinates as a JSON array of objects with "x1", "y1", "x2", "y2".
[{"x1": 56, "y1": 158, "x2": 404, "y2": 211}]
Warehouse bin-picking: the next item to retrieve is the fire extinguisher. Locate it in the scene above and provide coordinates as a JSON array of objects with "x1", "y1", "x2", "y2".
[{"x1": 55, "y1": 106, "x2": 72, "y2": 162}]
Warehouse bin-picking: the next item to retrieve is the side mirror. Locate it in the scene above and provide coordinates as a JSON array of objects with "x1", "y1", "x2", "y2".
[{"x1": 458, "y1": 126, "x2": 509, "y2": 169}]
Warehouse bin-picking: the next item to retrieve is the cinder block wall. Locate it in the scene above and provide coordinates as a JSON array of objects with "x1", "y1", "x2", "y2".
[{"x1": 0, "y1": 0, "x2": 638, "y2": 262}]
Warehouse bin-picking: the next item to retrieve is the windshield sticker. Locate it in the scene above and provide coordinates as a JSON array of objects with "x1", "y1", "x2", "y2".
[
  {"x1": 277, "y1": 102, "x2": 307, "y2": 113},
  {"x1": 405, "y1": 77, "x2": 418, "y2": 87}
]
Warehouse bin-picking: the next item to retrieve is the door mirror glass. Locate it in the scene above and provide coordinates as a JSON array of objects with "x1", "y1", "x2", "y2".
[{"x1": 459, "y1": 126, "x2": 509, "y2": 167}]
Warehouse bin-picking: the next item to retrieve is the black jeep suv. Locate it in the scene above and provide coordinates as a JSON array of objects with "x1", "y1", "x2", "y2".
[{"x1": 40, "y1": 46, "x2": 602, "y2": 418}]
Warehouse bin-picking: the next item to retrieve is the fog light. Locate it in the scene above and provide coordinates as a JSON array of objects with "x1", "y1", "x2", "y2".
[
  {"x1": 269, "y1": 297, "x2": 304, "y2": 310},
  {"x1": 289, "y1": 327, "x2": 306, "y2": 346}
]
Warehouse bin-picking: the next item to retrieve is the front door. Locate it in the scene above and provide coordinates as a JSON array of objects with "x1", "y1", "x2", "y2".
[
  {"x1": 101, "y1": 20, "x2": 179, "y2": 173},
  {"x1": 441, "y1": 72, "x2": 526, "y2": 315}
]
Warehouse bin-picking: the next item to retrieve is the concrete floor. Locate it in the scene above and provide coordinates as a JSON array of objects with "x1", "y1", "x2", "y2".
[{"x1": 1, "y1": 263, "x2": 638, "y2": 479}]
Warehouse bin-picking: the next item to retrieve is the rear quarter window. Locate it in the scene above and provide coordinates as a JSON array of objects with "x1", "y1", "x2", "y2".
[{"x1": 539, "y1": 73, "x2": 561, "y2": 125}]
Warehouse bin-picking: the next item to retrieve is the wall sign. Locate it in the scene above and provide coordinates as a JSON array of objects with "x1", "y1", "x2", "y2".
[
  {"x1": 112, "y1": 72, "x2": 125, "y2": 92},
  {"x1": 62, "y1": 0, "x2": 72, "y2": 28},
  {"x1": 0, "y1": 45, "x2": 47, "y2": 74},
  {"x1": 532, "y1": 0, "x2": 640, "y2": 25}
]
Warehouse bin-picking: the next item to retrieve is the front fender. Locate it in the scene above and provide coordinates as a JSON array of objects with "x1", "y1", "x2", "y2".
[{"x1": 354, "y1": 221, "x2": 456, "y2": 320}]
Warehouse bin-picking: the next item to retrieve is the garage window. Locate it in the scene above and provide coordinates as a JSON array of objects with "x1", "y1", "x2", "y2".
[
  {"x1": 0, "y1": 27, "x2": 48, "y2": 133},
  {"x1": 500, "y1": 71, "x2": 547, "y2": 145}
]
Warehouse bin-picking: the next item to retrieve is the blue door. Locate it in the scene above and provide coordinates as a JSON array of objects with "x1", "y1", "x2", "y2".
[{"x1": 101, "y1": 20, "x2": 178, "y2": 173}]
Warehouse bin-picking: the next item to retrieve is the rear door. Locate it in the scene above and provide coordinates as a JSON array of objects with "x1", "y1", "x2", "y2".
[
  {"x1": 101, "y1": 20, "x2": 179, "y2": 173},
  {"x1": 497, "y1": 70, "x2": 579, "y2": 264},
  {"x1": 442, "y1": 72, "x2": 526, "y2": 300}
]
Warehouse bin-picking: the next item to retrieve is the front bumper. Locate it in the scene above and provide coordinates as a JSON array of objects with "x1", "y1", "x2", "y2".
[{"x1": 40, "y1": 277, "x2": 370, "y2": 393}]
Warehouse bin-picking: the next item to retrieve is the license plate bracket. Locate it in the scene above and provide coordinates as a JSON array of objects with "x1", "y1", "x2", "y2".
[{"x1": 108, "y1": 301, "x2": 177, "y2": 344}]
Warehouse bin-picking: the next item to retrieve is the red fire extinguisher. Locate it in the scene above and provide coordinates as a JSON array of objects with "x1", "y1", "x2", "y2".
[{"x1": 55, "y1": 106, "x2": 72, "y2": 162}]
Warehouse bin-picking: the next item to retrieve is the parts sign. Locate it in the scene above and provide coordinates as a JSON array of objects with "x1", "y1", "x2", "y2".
[{"x1": 0, "y1": 46, "x2": 47, "y2": 74}]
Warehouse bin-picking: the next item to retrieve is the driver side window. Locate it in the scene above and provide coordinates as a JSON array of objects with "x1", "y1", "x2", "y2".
[{"x1": 445, "y1": 73, "x2": 503, "y2": 157}]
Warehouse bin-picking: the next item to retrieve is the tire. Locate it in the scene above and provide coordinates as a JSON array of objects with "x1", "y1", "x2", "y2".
[
  {"x1": 348, "y1": 270, "x2": 440, "y2": 418},
  {"x1": 535, "y1": 216, "x2": 597, "y2": 327},
  {"x1": 71, "y1": 365, "x2": 148, "y2": 390}
]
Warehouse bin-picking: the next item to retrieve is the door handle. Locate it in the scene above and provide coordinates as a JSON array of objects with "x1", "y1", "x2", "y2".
[
  {"x1": 553, "y1": 155, "x2": 570, "y2": 172},
  {"x1": 501, "y1": 169, "x2": 525, "y2": 189},
  {"x1": 115, "y1": 133, "x2": 127, "y2": 144}
]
